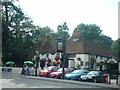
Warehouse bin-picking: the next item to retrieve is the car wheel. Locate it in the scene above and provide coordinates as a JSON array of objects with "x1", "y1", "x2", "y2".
[
  {"x1": 77, "y1": 76, "x2": 81, "y2": 81},
  {"x1": 60, "y1": 75, "x2": 62, "y2": 79},
  {"x1": 93, "y1": 78, "x2": 97, "y2": 83}
]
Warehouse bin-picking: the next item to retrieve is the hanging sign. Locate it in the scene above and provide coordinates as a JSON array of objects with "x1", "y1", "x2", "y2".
[{"x1": 57, "y1": 40, "x2": 63, "y2": 52}]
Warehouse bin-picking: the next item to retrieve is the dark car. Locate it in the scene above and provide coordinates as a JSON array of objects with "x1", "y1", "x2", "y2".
[
  {"x1": 2, "y1": 67, "x2": 12, "y2": 72},
  {"x1": 49, "y1": 68, "x2": 74, "y2": 79},
  {"x1": 39, "y1": 66, "x2": 60, "y2": 77},
  {"x1": 80, "y1": 71, "x2": 106, "y2": 83}
]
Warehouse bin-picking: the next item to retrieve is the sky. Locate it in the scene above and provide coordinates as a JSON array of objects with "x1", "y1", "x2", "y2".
[{"x1": 15, "y1": 0, "x2": 119, "y2": 40}]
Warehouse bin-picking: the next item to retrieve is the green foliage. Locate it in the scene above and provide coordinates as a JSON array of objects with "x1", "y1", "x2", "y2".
[
  {"x1": 2, "y1": 1, "x2": 56, "y2": 66},
  {"x1": 56, "y1": 22, "x2": 70, "y2": 39},
  {"x1": 111, "y1": 38, "x2": 120, "y2": 59},
  {"x1": 71, "y1": 23, "x2": 113, "y2": 48},
  {"x1": 72, "y1": 23, "x2": 102, "y2": 40},
  {"x1": 2, "y1": 2, "x2": 35, "y2": 66}
]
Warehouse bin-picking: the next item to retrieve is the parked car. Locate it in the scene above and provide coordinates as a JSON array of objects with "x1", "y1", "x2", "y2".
[
  {"x1": 2, "y1": 67, "x2": 12, "y2": 72},
  {"x1": 49, "y1": 68, "x2": 74, "y2": 79},
  {"x1": 64, "y1": 70, "x2": 89, "y2": 80},
  {"x1": 80, "y1": 71, "x2": 106, "y2": 83},
  {"x1": 39, "y1": 66, "x2": 60, "y2": 77}
]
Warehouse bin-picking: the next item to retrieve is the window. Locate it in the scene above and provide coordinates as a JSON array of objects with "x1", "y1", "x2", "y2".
[
  {"x1": 57, "y1": 68, "x2": 63, "y2": 72},
  {"x1": 99, "y1": 72, "x2": 103, "y2": 75},
  {"x1": 80, "y1": 61, "x2": 83, "y2": 66},
  {"x1": 52, "y1": 67, "x2": 59, "y2": 71},
  {"x1": 46, "y1": 53, "x2": 49, "y2": 58},
  {"x1": 91, "y1": 55, "x2": 95, "y2": 58},
  {"x1": 56, "y1": 52, "x2": 60, "y2": 56},
  {"x1": 68, "y1": 54, "x2": 76, "y2": 58},
  {"x1": 100, "y1": 56, "x2": 103, "y2": 60},
  {"x1": 84, "y1": 71, "x2": 89, "y2": 74}
]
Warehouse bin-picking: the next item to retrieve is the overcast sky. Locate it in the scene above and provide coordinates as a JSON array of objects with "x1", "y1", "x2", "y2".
[{"x1": 16, "y1": 0, "x2": 119, "y2": 40}]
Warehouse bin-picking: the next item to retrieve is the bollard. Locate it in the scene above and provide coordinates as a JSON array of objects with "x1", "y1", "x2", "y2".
[{"x1": 105, "y1": 75, "x2": 108, "y2": 84}]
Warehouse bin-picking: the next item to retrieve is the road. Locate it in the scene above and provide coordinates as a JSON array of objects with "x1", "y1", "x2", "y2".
[
  {"x1": 2, "y1": 72, "x2": 99, "y2": 88},
  {"x1": 2, "y1": 72, "x2": 119, "y2": 90}
]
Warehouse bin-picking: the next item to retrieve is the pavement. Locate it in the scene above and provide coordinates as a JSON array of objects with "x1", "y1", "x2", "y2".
[{"x1": 19, "y1": 75, "x2": 120, "y2": 89}]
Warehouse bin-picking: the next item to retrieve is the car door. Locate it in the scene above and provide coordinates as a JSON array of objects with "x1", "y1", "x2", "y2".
[
  {"x1": 100, "y1": 72, "x2": 105, "y2": 82},
  {"x1": 98, "y1": 72, "x2": 104, "y2": 82}
]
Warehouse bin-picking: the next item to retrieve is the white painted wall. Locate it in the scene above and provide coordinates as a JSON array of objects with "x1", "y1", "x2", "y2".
[
  {"x1": 38, "y1": 53, "x2": 118, "y2": 71},
  {"x1": 68, "y1": 60, "x2": 74, "y2": 68},
  {"x1": 83, "y1": 54, "x2": 89, "y2": 69},
  {"x1": 39, "y1": 53, "x2": 56, "y2": 69}
]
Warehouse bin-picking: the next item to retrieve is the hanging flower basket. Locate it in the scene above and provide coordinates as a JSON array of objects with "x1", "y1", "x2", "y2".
[
  {"x1": 55, "y1": 56, "x2": 60, "y2": 61},
  {"x1": 47, "y1": 62, "x2": 51, "y2": 66},
  {"x1": 85, "y1": 62, "x2": 89, "y2": 65},
  {"x1": 76, "y1": 57, "x2": 81, "y2": 61},
  {"x1": 55, "y1": 61, "x2": 61, "y2": 65}
]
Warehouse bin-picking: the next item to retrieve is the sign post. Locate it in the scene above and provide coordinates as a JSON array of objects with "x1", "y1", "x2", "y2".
[{"x1": 57, "y1": 39, "x2": 65, "y2": 79}]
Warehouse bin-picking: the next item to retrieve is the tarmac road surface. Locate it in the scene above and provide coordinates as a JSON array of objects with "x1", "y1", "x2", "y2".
[
  {"x1": 2, "y1": 72, "x2": 119, "y2": 90},
  {"x1": 2, "y1": 72, "x2": 97, "y2": 88}
]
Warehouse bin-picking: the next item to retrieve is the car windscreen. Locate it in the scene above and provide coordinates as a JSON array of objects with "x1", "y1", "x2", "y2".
[
  {"x1": 72, "y1": 70, "x2": 83, "y2": 73},
  {"x1": 57, "y1": 68, "x2": 66, "y2": 72},
  {"x1": 88, "y1": 71, "x2": 99, "y2": 75},
  {"x1": 44, "y1": 67, "x2": 53, "y2": 71}
]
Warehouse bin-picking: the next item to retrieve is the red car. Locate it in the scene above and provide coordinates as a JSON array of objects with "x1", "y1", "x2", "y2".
[
  {"x1": 39, "y1": 66, "x2": 60, "y2": 77},
  {"x1": 49, "y1": 68, "x2": 74, "y2": 79}
]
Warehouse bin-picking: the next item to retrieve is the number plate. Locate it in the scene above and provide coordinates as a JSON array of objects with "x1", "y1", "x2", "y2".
[{"x1": 40, "y1": 73, "x2": 43, "y2": 75}]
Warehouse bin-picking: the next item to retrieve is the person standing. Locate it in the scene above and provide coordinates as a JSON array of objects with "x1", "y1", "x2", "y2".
[{"x1": 40, "y1": 61, "x2": 45, "y2": 69}]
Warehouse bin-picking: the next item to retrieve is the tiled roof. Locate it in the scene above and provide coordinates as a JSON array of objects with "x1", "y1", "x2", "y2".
[{"x1": 40, "y1": 38, "x2": 113, "y2": 57}]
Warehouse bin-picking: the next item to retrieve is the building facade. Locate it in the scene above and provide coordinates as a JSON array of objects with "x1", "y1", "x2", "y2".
[{"x1": 36, "y1": 38, "x2": 118, "y2": 72}]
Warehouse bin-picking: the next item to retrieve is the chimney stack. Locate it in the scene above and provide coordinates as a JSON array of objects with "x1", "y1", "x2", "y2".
[{"x1": 73, "y1": 30, "x2": 80, "y2": 41}]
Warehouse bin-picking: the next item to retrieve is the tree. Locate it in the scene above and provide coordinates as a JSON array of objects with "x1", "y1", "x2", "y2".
[
  {"x1": 71, "y1": 23, "x2": 113, "y2": 48},
  {"x1": 2, "y1": 2, "x2": 35, "y2": 66},
  {"x1": 111, "y1": 38, "x2": 120, "y2": 59},
  {"x1": 28, "y1": 26, "x2": 56, "y2": 56},
  {"x1": 56, "y1": 22, "x2": 70, "y2": 39},
  {"x1": 96, "y1": 35, "x2": 113, "y2": 48},
  {"x1": 72, "y1": 23, "x2": 102, "y2": 40}
]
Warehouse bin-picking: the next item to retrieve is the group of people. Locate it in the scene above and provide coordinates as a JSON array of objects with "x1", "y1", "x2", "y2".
[{"x1": 21, "y1": 59, "x2": 62, "y2": 75}]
